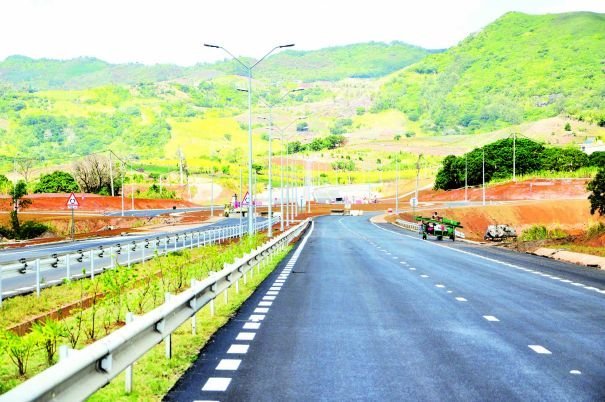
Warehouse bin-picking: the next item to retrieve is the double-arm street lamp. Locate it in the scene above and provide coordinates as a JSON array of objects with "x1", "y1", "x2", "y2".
[
  {"x1": 258, "y1": 88, "x2": 304, "y2": 236},
  {"x1": 204, "y1": 43, "x2": 294, "y2": 235}
]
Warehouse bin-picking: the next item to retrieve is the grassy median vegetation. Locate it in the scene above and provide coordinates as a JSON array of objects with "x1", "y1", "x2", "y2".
[{"x1": 0, "y1": 233, "x2": 291, "y2": 397}]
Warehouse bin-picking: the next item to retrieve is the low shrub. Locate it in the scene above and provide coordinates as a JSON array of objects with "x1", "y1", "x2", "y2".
[
  {"x1": 520, "y1": 225, "x2": 568, "y2": 241},
  {"x1": 587, "y1": 221, "x2": 605, "y2": 238}
]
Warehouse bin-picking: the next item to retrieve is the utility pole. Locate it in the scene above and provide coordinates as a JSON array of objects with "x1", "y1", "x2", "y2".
[
  {"x1": 465, "y1": 155, "x2": 468, "y2": 202},
  {"x1": 395, "y1": 153, "x2": 399, "y2": 215},
  {"x1": 414, "y1": 153, "x2": 422, "y2": 215},
  {"x1": 131, "y1": 163, "x2": 134, "y2": 211},
  {"x1": 210, "y1": 172, "x2": 214, "y2": 217},
  {"x1": 121, "y1": 168, "x2": 125, "y2": 217},
  {"x1": 178, "y1": 147, "x2": 184, "y2": 186},
  {"x1": 482, "y1": 148, "x2": 486, "y2": 206},
  {"x1": 109, "y1": 151, "x2": 115, "y2": 197},
  {"x1": 513, "y1": 132, "x2": 516, "y2": 182}
]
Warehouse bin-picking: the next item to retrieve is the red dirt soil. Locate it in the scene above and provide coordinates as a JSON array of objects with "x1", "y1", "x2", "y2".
[
  {"x1": 416, "y1": 179, "x2": 589, "y2": 202},
  {"x1": 0, "y1": 193, "x2": 199, "y2": 213}
]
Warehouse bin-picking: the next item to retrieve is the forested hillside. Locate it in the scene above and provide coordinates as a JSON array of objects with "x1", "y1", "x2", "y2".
[
  {"x1": 374, "y1": 12, "x2": 605, "y2": 134},
  {"x1": 0, "y1": 42, "x2": 430, "y2": 90}
]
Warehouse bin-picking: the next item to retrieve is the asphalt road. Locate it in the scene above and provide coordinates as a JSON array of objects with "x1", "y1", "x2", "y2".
[
  {"x1": 104, "y1": 206, "x2": 222, "y2": 217},
  {"x1": 166, "y1": 214, "x2": 605, "y2": 401}
]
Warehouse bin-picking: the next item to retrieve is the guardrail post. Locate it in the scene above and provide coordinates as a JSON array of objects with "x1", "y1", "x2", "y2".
[
  {"x1": 235, "y1": 276, "x2": 239, "y2": 294},
  {"x1": 197, "y1": 231, "x2": 200, "y2": 247},
  {"x1": 127, "y1": 247, "x2": 131, "y2": 268},
  {"x1": 142, "y1": 243, "x2": 145, "y2": 264},
  {"x1": 65, "y1": 254, "x2": 71, "y2": 281},
  {"x1": 125, "y1": 311, "x2": 135, "y2": 393},
  {"x1": 36, "y1": 259, "x2": 41, "y2": 297},
  {"x1": 164, "y1": 292, "x2": 172, "y2": 359},
  {"x1": 164, "y1": 236, "x2": 168, "y2": 254},
  {"x1": 90, "y1": 250, "x2": 95, "y2": 279},
  {"x1": 0, "y1": 267, "x2": 3, "y2": 307},
  {"x1": 58, "y1": 344, "x2": 75, "y2": 361},
  {"x1": 174, "y1": 236, "x2": 177, "y2": 252},
  {"x1": 190, "y1": 279, "x2": 197, "y2": 335},
  {"x1": 208, "y1": 271, "x2": 215, "y2": 316},
  {"x1": 109, "y1": 246, "x2": 114, "y2": 269}
]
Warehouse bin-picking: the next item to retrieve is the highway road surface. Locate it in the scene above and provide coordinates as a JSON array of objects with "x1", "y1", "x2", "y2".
[
  {"x1": 166, "y1": 214, "x2": 605, "y2": 401},
  {"x1": 104, "y1": 206, "x2": 222, "y2": 217}
]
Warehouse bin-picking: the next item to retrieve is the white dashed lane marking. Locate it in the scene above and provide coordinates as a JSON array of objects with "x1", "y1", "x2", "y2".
[
  {"x1": 202, "y1": 377, "x2": 231, "y2": 391},
  {"x1": 227, "y1": 344, "x2": 249, "y2": 354},
  {"x1": 263, "y1": 296, "x2": 276, "y2": 301},
  {"x1": 420, "y1": 274, "x2": 429, "y2": 278},
  {"x1": 236, "y1": 332, "x2": 256, "y2": 341},
  {"x1": 216, "y1": 359, "x2": 241, "y2": 371},
  {"x1": 455, "y1": 297, "x2": 468, "y2": 302},
  {"x1": 254, "y1": 307, "x2": 269, "y2": 314},
  {"x1": 435, "y1": 284, "x2": 445, "y2": 288},
  {"x1": 243, "y1": 322, "x2": 260, "y2": 330},
  {"x1": 258, "y1": 301, "x2": 272, "y2": 307},
  {"x1": 483, "y1": 315, "x2": 500, "y2": 322},
  {"x1": 528, "y1": 345, "x2": 552, "y2": 354},
  {"x1": 249, "y1": 314, "x2": 265, "y2": 321},
  {"x1": 570, "y1": 370, "x2": 582, "y2": 375}
]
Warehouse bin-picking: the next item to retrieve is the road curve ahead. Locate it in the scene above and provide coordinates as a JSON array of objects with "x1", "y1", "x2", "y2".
[{"x1": 166, "y1": 215, "x2": 605, "y2": 401}]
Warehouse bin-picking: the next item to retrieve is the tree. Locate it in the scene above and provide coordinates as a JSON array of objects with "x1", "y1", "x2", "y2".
[
  {"x1": 0, "y1": 174, "x2": 10, "y2": 194},
  {"x1": 589, "y1": 151, "x2": 605, "y2": 167},
  {"x1": 34, "y1": 171, "x2": 79, "y2": 193},
  {"x1": 296, "y1": 121, "x2": 308, "y2": 132},
  {"x1": 16, "y1": 158, "x2": 35, "y2": 183},
  {"x1": 10, "y1": 180, "x2": 31, "y2": 235},
  {"x1": 73, "y1": 155, "x2": 119, "y2": 194},
  {"x1": 588, "y1": 168, "x2": 605, "y2": 216}
]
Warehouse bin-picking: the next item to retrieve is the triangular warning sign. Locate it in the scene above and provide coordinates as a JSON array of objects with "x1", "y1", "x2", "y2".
[
  {"x1": 242, "y1": 191, "x2": 250, "y2": 205},
  {"x1": 67, "y1": 193, "x2": 80, "y2": 209}
]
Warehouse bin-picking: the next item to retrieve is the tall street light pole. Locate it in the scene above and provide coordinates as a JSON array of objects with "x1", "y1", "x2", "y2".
[
  {"x1": 258, "y1": 88, "x2": 304, "y2": 236},
  {"x1": 204, "y1": 43, "x2": 294, "y2": 235},
  {"x1": 271, "y1": 117, "x2": 306, "y2": 228},
  {"x1": 482, "y1": 148, "x2": 486, "y2": 206}
]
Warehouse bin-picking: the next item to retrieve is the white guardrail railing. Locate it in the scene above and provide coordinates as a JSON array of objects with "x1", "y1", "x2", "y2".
[
  {"x1": 0, "y1": 217, "x2": 280, "y2": 305},
  {"x1": 394, "y1": 219, "x2": 465, "y2": 239},
  {"x1": 0, "y1": 218, "x2": 311, "y2": 402}
]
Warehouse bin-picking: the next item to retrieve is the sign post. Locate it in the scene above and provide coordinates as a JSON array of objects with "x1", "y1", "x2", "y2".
[{"x1": 67, "y1": 193, "x2": 80, "y2": 241}]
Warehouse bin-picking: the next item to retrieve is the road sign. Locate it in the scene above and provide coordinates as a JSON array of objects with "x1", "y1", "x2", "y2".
[
  {"x1": 67, "y1": 193, "x2": 80, "y2": 209},
  {"x1": 409, "y1": 197, "x2": 418, "y2": 208},
  {"x1": 242, "y1": 191, "x2": 250, "y2": 206}
]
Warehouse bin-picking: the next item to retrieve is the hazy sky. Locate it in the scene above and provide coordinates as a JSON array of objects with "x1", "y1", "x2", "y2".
[{"x1": 1, "y1": 0, "x2": 604, "y2": 66}]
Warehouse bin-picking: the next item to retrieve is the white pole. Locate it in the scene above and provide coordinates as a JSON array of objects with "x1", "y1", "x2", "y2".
[
  {"x1": 482, "y1": 148, "x2": 486, "y2": 206},
  {"x1": 267, "y1": 108, "x2": 273, "y2": 237},
  {"x1": 109, "y1": 151, "x2": 115, "y2": 197},
  {"x1": 247, "y1": 68, "x2": 254, "y2": 235},
  {"x1": 395, "y1": 154, "x2": 399, "y2": 215},
  {"x1": 280, "y1": 130, "x2": 285, "y2": 231},
  {"x1": 465, "y1": 155, "x2": 468, "y2": 202},
  {"x1": 210, "y1": 173, "x2": 214, "y2": 217},
  {"x1": 513, "y1": 132, "x2": 516, "y2": 182}
]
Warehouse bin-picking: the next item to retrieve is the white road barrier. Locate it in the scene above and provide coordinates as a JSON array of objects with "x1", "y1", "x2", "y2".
[{"x1": 0, "y1": 218, "x2": 280, "y2": 306}]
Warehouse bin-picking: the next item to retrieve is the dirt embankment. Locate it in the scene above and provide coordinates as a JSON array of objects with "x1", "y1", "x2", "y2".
[
  {"x1": 0, "y1": 193, "x2": 200, "y2": 213},
  {"x1": 416, "y1": 179, "x2": 590, "y2": 202}
]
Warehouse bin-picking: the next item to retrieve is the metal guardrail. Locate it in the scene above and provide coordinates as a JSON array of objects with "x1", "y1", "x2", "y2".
[
  {"x1": 395, "y1": 219, "x2": 466, "y2": 239},
  {"x1": 0, "y1": 218, "x2": 310, "y2": 402},
  {"x1": 0, "y1": 217, "x2": 280, "y2": 305}
]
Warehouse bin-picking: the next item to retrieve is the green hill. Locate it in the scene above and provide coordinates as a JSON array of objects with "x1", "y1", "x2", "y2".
[
  {"x1": 374, "y1": 12, "x2": 605, "y2": 134},
  {"x1": 0, "y1": 42, "x2": 431, "y2": 90}
]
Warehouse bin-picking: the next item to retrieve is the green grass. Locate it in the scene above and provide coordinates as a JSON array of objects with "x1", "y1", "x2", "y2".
[
  {"x1": 87, "y1": 246, "x2": 291, "y2": 401},
  {"x1": 0, "y1": 233, "x2": 280, "y2": 394},
  {"x1": 520, "y1": 225, "x2": 569, "y2": 241}
]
